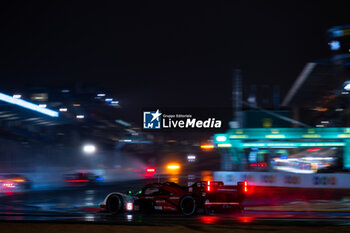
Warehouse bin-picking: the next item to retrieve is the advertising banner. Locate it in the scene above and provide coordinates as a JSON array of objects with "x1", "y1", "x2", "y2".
[{"x1": 214, "y1": 171, "x2": 350, "y2": 189}]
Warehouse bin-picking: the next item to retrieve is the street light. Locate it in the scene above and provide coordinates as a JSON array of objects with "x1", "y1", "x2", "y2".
[
  {"x1": 166, "y1": 163, "x2": 181, "y2": 174},
  {"x1": 200, "y1": 144, "x2": 214, "y2": 150},
  {"x1": 83, "y1": 144, "x2": 96, "y2": 154},
  {"x1": 167, "y1": 164, "x2": 180, "y2": 170},
  {"x1": 13, "y1": 94, "x2": 21, "y2": 99},
  {"x1": 343, "y1": 81, "x2": 350, "y2": 91},
  {"x1": 187, "y1": 154, "x2": 196, "y2": 162},
  {"x1": 215, "y1": 135, "x2": 227, "y2": 142}
]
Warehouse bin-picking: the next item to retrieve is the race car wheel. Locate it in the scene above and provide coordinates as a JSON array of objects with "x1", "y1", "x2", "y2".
[
  {"x1": 237, "y1": 204, "x2": 244, "y2": 214},
  {"x1": 179, "y1": 195, "x2": 196, "y2": 216},
  {"x1": 106, "y1": 195, "x2": 123, "y2": 214}
]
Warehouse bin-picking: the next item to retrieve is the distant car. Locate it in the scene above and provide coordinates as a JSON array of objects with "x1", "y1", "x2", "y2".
[
  {"x1": 0, "y1": 174, "x2": 32, "y2": 191},
  {"x1": 100, "y1": 181, "x2": 248, "y2": 216},
  {"x1": 64, "y1": 172, "x2": 103, "y2": 186}
]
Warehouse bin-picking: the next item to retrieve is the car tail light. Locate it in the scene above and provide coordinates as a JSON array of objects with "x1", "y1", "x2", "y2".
[
  {"x1": 146, "y1": 168, "x2": 156, "y2": 173},
  {"x1": 3, "y1": 183, "x2": 14, "y2": 188},
  {"x1": 64, "y1": 180, "x2": 90, "y2": 183},
  {"x1": 126, "y1": 202, "x2": 133, "y2": 211},
  {"x1": 207, "y1": 181, "x2": 211, "y2": 192},
  {"x1": 237, "y1": 181, "x2": 248, "y2": 195}
]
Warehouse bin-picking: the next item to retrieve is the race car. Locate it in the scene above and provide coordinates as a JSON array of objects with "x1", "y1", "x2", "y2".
[
  {"x1": 0, "y1": 174, "x2": 32, "y2": 191},
  {"x1": 100, "y1": 180, "x2": 248, "y2": 216},
  {"x1": 64, "y1": 172, "x2": 103, "y2": 186}
]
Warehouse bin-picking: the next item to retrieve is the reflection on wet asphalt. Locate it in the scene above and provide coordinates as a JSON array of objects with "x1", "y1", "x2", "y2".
[{"x1": 0, "y1": 179, "x2": 350, "y2": 226}]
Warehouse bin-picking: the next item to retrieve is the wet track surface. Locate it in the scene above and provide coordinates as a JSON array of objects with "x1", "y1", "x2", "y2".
[{"x1": 0, "y1": 180, "x2": 349, "y2": 226}]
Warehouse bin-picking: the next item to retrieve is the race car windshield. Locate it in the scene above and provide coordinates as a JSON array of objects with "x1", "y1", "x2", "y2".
[{"x1": 144, "y1": 188, "x2": 159, "y2": 195}]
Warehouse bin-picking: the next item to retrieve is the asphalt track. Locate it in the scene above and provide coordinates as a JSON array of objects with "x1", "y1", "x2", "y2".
[{"x1": 0, "y1": 179, "x2": 349, "y2": 232}]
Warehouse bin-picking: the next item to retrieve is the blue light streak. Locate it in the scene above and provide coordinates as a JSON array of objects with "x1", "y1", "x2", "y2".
[
  {"x1": 329, "y1": 40, "x2": 340, "y2": 50},
  {"x1": 0, "y1": 92, "x2": 59, "y2": 117}
]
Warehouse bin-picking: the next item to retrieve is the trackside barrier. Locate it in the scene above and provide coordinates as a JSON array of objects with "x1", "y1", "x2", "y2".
[{"x1": 214, "y1": 171, "x2": 350, "y2": 189}]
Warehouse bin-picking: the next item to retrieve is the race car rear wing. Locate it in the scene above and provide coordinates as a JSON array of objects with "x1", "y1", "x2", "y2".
[{"x1": 189, "y1": 180, "x2": 248, "y2": 195}]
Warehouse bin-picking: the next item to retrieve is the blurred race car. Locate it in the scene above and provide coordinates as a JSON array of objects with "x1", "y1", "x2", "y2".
[
  {"x1": 64, "y1": 172, "x2": 103, "y2": 186},
  {"x1": 0, "y1": 174, "x2": 32, "y2": 191},
  {"x1": 100, "y1": 180, "x2": 248, "y2": 216}
]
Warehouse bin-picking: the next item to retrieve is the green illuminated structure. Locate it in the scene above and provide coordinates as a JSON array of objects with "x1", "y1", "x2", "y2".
[{"x1": 214, "y1": 128, "x2": 350, "y2": 170}]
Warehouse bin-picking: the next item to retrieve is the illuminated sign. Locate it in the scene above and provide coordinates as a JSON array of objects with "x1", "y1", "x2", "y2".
[
  {"x1": 229, "y1": 135, "x2": 248, "y2": 139},
  {"x1": 265, "y1": 134, "x2": 286, "y2": 139},
  {"x1": 344, "y1": 29, "x2": 350, "y2": 36},
  {"x1": 241, "y1": 142, "x2": 345, "y2": 148},
  {"x1": 215, "y1": 128, "x2": 350, "y2": 141},
  {"x1": 217, "y1": 143, "x2": 232, "y2": 148},
  {"x1": 302, "y1": 134, "x2": 321, "y2": 138},
  {"x1": 215, "y1": 135, "x2": 227, "y2": 142}
]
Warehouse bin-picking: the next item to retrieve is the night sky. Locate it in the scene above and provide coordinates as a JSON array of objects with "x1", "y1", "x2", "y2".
[{"x1": 0, "y1": 1, "x2": 349, "y2": 110}]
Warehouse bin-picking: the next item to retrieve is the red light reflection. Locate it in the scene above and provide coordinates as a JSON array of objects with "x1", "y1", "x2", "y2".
[
  {"x1": 199, "y1": 216, "x2": 219, "y2": 224},
  {"x1": 238, "y1": 216, "x2": 254, "y2": 223},
  {"x1": 64, "y1": 180, "x2": 90, "y2": 182},
  {"x1": 307, "y1": 147, "x2": 321, "y2": 152}
]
